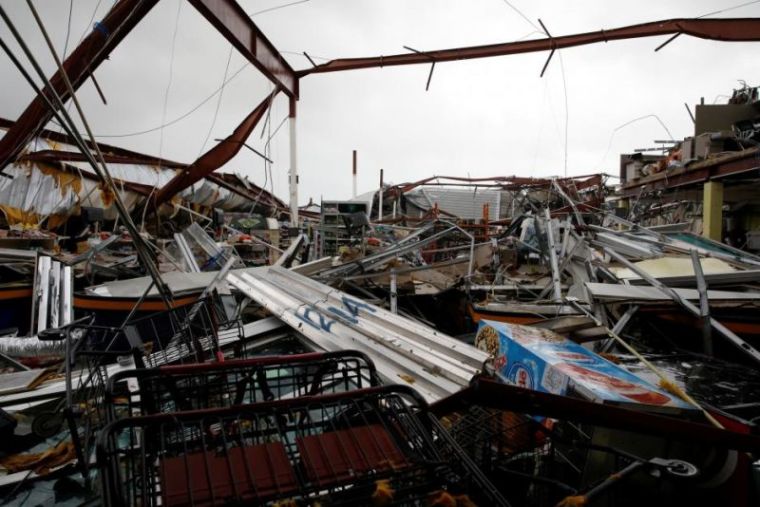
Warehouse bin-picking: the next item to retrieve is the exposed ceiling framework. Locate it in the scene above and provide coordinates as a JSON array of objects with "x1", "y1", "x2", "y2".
[
  {"x1": 1, "y1": 0, "x2": 760, "y2": 206},
  {"x1": 297, "y1": 18, "x2": 760, "y2": 76}
]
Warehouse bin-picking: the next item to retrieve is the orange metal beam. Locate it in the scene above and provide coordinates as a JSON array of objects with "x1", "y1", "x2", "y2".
[
  {"x1": 298, "y1": 18, "x2": 760, "y2": 76},
  {"x1": 152, "y1": 88, "x2": 280, "y2": 207},
  {"x1": 189, "y1": 0, "x2": 298, "y2": 97}
]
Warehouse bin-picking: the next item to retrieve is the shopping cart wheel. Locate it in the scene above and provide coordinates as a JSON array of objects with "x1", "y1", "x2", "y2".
[
  {"x1": 32, "y1": 411, "x2": 65, "y2": 438},
  {"x1": 651, "y1": 457, "x2": 699, "y2": 479}
]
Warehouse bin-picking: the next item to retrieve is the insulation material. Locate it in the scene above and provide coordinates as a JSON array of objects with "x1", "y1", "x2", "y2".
[
  {"x1": 0, "y1": 164, "x2": 79, "y2": 225},
  {"x1": 0, "y1": 128, "x2": 271, "y2": 222},
  {"x1": 611, "y1": 256, "x2": 736, "y2": 280}
]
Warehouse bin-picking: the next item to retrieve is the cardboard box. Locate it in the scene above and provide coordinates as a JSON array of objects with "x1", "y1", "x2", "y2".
[{"x1": 475, "y1": 320, "x2": 694, "y2": 413}]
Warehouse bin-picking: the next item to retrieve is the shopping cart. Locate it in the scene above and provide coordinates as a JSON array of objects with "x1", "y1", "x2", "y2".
[
  {"x1": 436, "y1": 378, "x2": 703, "y2": 507},
  {"x1": 104, "y1": 350, "x2": 381, "y2": 422},
  {"x1": 34, "y1": 316, "x2": 141, "y2": 482},
  {"x1": 97, "y1": 385, "x2": 509, "y2": 507},
  {"x1": 127, "y1": 295, "x2": 242, "y2": 366},
  {"x1": 35, "y1": 296, "x2": 237, "y2": 481}
]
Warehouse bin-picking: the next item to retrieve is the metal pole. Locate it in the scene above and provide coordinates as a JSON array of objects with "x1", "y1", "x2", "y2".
[
  {"x1": 16, "y1": 2, "x2": 173, "y2": 307},
  {"x1": 390, "y1": 268, "x2": 398, "y2": 314},
  {"x1": 378, "y1": 168, "x2": 384, "y2": 221},
  {"x1": 600, "y1": 304, "x2": 639, "y2": 353},
  {"x1": 288, "y1": 96, "x2": 298, "y2": 228},
  {"x1": 352, "y1": 150, "x2": 358, "y2": 198},
  {"x1": 543, "y1": 208, "x2": 563, "y2": 302},
  {"x1": 690, "y1": 249, "x2": 713, "y2": 355}
]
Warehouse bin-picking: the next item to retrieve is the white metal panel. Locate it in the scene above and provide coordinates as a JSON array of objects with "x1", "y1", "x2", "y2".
[
  {"x1": 35, "y1": 256, "x2": 51, "y2": 334},
  {"x1": 227, "y1": 266, "x2": 489, "y2": 402},
  {"x1": 61, "y1": 266, "x2": 73, "y2": 325},
  {"x1": 48, "y1": 261, "x2": 61, "y2": 329}
]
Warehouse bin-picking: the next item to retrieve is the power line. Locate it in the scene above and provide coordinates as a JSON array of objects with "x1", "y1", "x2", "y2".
[
  {"x1": 158, "y1": 0, "x2": 183, "y2": 162},
  {"x1": 62, "y1": 0, "x2": 72, "y2": 57},
  {"x1": 64, "y1": 61, "x2": 251, "y2": 138},
  {"x1": 198, "y1": 44, "x2": 234, "y2": 156},
  {"x1": 558, "y1": 50, "x2": 569, "y2": 177},
  {"x1": 249, "y1": 0, "x2": 310, "y2": 17},
  {"x1": 76, "y1": 0, "x2": 103, "y2": 47},
  {"x1": 594, "y1": 114, "x2": 675, "y2": 171},
  {"x1": 499, "y1": 0, "x2": 541, "y2": 32},
  {"x1": 698, "y1": 0, "x2": 760, "y2": 18}
]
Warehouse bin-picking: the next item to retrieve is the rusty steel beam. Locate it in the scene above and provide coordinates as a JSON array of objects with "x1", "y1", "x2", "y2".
[
  {"x1": 0, "y1": 0, "x2": 159, "y2": 171},
  {"x1": 0, "y1": 116, "x2": 186, "y2": 165},
  {"x1": 19, "y1": 149, "x2": 187, "y2": 169},
  {"x1": 152, "y1": 88, "x2": 280, "y2": 207},
  {"x1": 298, "y1": 18, "x2": 760, "y2": 76},
  {"x1": 188, "y1": 0, "x2": 298, "y2": 97}
]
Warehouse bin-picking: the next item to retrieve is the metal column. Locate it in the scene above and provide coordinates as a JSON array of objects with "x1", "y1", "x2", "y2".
[
  {"x1": 703, "y1": 180, "x2": 723, "y2": 241},
  {"x1": 289, "y1": 97, "x2": 299, "y2": 228}
]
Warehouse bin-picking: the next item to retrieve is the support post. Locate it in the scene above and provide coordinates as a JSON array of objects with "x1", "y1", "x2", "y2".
[
  {"x1": 390, "y1": 268, "x2": 398, "y2": 314},
  {"x1": 690, "y1": 249, "x2": 713, "y2": 355},
  {"x1": 543, "y1": 209, "x2": 563, "y2": 302},
  {"x1": 289, "y1": 97, "x2": 298, "y2": 228},
  {"x1": 378, "y1": 168, "x2": 384, "y2": 221},
  {"x1": 703, "y1": 180, "x2": 723, "y2": 241},
  {"x1": 352, "y1": 150, "x2": 358, "y2": 198}
]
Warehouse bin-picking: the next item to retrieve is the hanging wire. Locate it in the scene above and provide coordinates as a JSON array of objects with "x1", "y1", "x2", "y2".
[
  {"x1": 594, "y1": 114, "x2": 675, "y2": 171},
  {"x1": 499, "y1": 0, "x2": 541, "y2": 32},
  {"x1": 698, "y1": 0, "x2": 760, "y2": 18},
  {"x1": 75, "y1": 0, "x2": 103, "y2": 47},
  {"x1": 198, "y1": 44, "x2": 234, "y2": 156},
  {"x1": 496, "y1": 1, "x2": 571, "y2": 176},
  {"x1": 62, "y1": 0, "x2": 73, "y2": 57},
  {"x1": 141, "y1": 0, "x2": 182, "y2": 231},
  {"x1": 249, "y1": 0, "x2": 310, "y2": 17},
  {"x1": 558, "y1": 50, "x2": 569, "y2": 177},
  {"x1": 54, "y1": 61, "x2": 251, "y2": 138},
  {"x1": 157, "y1": 0, "x2": 183, "y2": 163}
]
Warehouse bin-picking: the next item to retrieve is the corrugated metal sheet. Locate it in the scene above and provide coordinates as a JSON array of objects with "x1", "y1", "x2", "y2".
[
  {"x1": 405, "y1": 187, "x2": 501, "y2": 220},
  {"x1": 0, "y1": 129, "x2": 267, "y2": 222}
]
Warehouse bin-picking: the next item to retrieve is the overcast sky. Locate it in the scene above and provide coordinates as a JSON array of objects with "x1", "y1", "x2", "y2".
[{"x1": 1, "y1": 0, "x2": 759, "y2": 206}]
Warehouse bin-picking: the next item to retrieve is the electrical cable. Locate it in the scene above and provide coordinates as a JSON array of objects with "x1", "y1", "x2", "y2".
[
  {"x1": 76, "y1": 0, "x2": 103, "y2": 47},
  {"x1": 698, "y1": 0, "x2": 760, "y2": 18},
  {"x1": 198, "y1": 44, "x2": 234, "y2": 157},
  {"x1": 558, "y1": 50, "x2": 569, "y2": 177},
  {"x1": 499, "y1": 0, "x2": 541, "y2": 32},
  {"x1": 497, "y1": 0, "x2": 571, "y2": 176},
  {"x1": 157, "y1": 0, "x2": 182, "y2": 163},
  {"x1": 249, "y1": 0, "x2": 310, "y2": 17},
  {"x1": 594, "y1": 114, "x2": 675, "y2": 171},
  {"x1": 62, "y1": 0, "x2": 72, "y2": 58},
  {"x1": 141, "y1": 0, "x2": 182, "y2": 232},
  {"x1": 52, "y1": 61, "x2": 250, "y2": 138}
]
